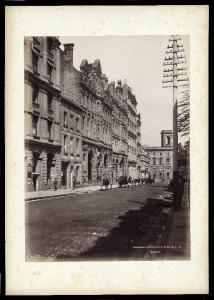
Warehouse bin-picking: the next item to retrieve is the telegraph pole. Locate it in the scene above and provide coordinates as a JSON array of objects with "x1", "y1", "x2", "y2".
[{"x1": 162, "y1": 35, "x2": 189, "y2": 209}]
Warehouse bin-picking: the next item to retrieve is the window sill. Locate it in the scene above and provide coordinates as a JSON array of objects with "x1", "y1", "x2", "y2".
[
  {"x1": 33, "y1": 70, "x2": 40, "y2": 77},
  {"x1": 48, "y1": 109, "x2": 54, "y2": 114},
  {"x1": 33, "y1": 134, "x2": 40, "y2": 140},
  {"x1": 33, "y1": 102, "x2": 40, "y2": 109}
]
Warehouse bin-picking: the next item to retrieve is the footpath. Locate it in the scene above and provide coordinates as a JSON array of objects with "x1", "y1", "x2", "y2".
[
  {"x1": 25, "y1": 184, "x2": 118, "y2": 201},
  {"x1": 163, "y1": 181, "x2": 190, "y2": 259},
  {"x1": 132, "y1": 182, "x2": 190, "y2": 260}
]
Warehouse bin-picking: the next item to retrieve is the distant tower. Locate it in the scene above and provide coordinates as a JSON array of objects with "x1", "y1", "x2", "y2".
[{"x1": 161, "y1": 130, "x2": 173, "y2": 147}]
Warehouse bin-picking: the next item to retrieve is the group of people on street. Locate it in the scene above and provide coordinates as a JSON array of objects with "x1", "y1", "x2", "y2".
[
  {"x1": 116, "y1": 174, "x2": 155, "y2": 188},
  {"x1": 51, "y1": 174, "x2": 155, "y2": 191}
]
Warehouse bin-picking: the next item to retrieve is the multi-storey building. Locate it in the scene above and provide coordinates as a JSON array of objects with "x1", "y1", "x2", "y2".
[
  {"x1": 25, "y1": 39, "x2": 145, "y2": 191},
  {"x1": 60, "y1": 96, "x2": 83, "y2": 188},
  {"x1": 136, "y1": 112, "x2": 142, "y2": 178},
  {"x1": 60, "y1": 44, "x2": 83, "y2": 188},
  {"x1": 141, "y1": 148, "x2": 150, "y2": 178},
  {"x1": 126, "y1": 87, "x2": 138, "y2": 178},
  {"x1": 61, "y1": 44, "x2": 113, "y2": 185},
  {"x1": 109, "y1": 80, "x2": 128, "y2": 183},
  {"x1": 143, "y1": 130, "x2": 173, "y2": 182},
  {"x1": 25, "y1": 37, "x2": 61, "y2": 191}
]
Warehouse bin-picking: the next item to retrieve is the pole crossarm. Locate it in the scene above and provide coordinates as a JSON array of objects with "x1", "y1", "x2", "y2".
[
  {"x1": 166, "y1": 49, "x2": 184, "y2": 54},
  {"x1": 163, "y1": 68, "x2": 173, "y2": 72},
  {"x1": 168, "y1": 37, "x2": 181, "y2": 42}
]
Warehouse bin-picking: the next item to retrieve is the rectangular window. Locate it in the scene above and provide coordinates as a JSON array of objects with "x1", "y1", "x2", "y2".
[
  {"x1": 64, "y1": 111, "x2": 67, "y2": 127},
  {"x1": 153, "y1": 157, "x2": 156, "y2": 165},
  {"x1": 76, "y1": 117, "x2": 79, "y2": 131},
  {"x1": 47, "y1": 63, "x2": 53, "y2": 81},
  {"x1": 76, "y1": 138, "x2": 79, "y2": 154},
  {"x1": 70, "y1": 136, "x2": 73, "y2": 153},
  {"x1": 32, "y1": 116, "x2": 39, "y2": 136},
  {"x1": 159, "y1": 158, "x2": 163, "y2": 165},
  {"x1": 47, "y1": 121, "x2": 52, "y2": 139},
  {"x1": 64, "y1": 135, "x2": 68, "y2": 154},
  {"x1": 70, "y1": 114, "x2": 73, "y2": 129},
  {"x1": 167, "y1": 172, "x2": 169, "y2": 179},
  {"x1": 48, "y1": 94, "x2": 53, "y2": 111},
  {"x1": 160, "y1": 172, "x2": 162, "y2": 179},
  {"x1": 167, "y1": 158, "x2": 170, "y2": 165},
  {"x1": 32, "y1": 52, "x2": 39, "y2": 73},
  {"x1": 33, "y1": 85, "x2": 39, "y2": 103}
]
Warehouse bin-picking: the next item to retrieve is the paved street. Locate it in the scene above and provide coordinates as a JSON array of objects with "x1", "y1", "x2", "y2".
[{"x1": 26, "y1": 184, "x2": 172, "y2": 261}]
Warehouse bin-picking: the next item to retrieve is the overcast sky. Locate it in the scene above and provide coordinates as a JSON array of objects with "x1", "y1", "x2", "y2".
[{"x1": 59, "y1": 36, "x2": 189, "y2": 146}]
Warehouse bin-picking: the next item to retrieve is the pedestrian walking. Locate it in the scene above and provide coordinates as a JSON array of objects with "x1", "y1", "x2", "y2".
[
  {"x1": 54, "y1": 178, "x2": 58, "y2": 191},
  {"x1": 73, "y1": 175, "x2": 76, "y2": 189}
]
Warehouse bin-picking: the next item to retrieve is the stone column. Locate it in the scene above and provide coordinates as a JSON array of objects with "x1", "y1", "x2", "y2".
[
  {"x1": 40, "y1": 88, "x2": 48, "y2": 139},
  {"x1": 41, "y1": 38, "x2": 48, "y2": 78},
  {"x1": 54, "y1": 47, "x2": 60, "y2": 87},
  {"x1": 24, "y1": 37, "x2": 33, "y2": 69}
]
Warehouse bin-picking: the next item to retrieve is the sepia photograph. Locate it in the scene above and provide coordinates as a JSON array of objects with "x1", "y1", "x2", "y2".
[{"x1": 24, "y1": 35, "x2": 190, "y2": 261}]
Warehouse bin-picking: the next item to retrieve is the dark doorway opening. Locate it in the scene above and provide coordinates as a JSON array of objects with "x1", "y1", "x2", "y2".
[
  {"x1": 61, "y1": 162, "x2": 68, "y2": 187},
  {"x1": 32, "y1": 152, "x2": 40, "y2": 191},
  {"x1": 47, "y1": 153, "x2": 54, "y2": 187},
  {"x1": 88, "y1": 150, "x2": 93, "y2": 182}
]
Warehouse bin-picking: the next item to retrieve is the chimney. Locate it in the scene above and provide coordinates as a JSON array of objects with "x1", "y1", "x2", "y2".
[
  {"x1": 109, "y1": 81, "x2": 115, "y2": 94},
  {"x1": 63, "y1": 43, "x2": 74, "y2": 65}
]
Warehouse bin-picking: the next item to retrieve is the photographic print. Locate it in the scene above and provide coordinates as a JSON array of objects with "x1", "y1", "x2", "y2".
[
  {"x1": 5, "y1": 5, "x2": 208, "y2": 295},
  {"x1": 24, "y1": 35, "x2": 190, "y2": 261}
]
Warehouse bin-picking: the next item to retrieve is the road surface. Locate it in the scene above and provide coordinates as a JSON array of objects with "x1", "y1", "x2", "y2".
[{"x1": 26, "y1": 184, "x2": 169, "y2": 261}]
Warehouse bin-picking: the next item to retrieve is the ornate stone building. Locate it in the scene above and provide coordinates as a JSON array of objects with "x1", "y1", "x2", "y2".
[
  {"x1": 25, "y1": 40, "x2": 145, "y2": 191},
  {"x1": 143, "y1": 130, "x2": 173, "y2": 182},
  {"x1": 109, "y1": 80, "x2": 128, "y2": 183},
  {"x1": 61, "y1": 44, "x2": 113, "y2": 185},
  {"x1": 127, "y1": 87, "x2": 138, "y2": 178},
  {"x1": 24, "y1": 37, "x2": 61, "y2": 191}
]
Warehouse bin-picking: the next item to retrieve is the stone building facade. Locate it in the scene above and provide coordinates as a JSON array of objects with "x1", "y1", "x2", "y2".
[
  {"x1": 25, "y1": 39, "x2": 145, "y2": 191},
  {"x1": 109, "y1": 80, "x2": 128, "y2": 183},
  {"x1": 61, "y1": 44, "x2": 113, "y2": 185},
  {"x1": 60, "y1": 95, "x2": 83, "y2": 188},
  {"x1": 143, "y1": 130, "x2": 173, "y2": 182},
  {"x1": 25, "y1": 36, "x2": 61, "y2": 191},
  {"x1": 127, "y1": 87, "x2": 138, "y2": 178}
]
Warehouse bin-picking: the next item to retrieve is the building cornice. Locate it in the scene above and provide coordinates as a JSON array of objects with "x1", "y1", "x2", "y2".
[
  {"x1": 25, "y1": 69, "x2": 61, "y2": 97},
  {"x1": 61, "y1": 95, "x2": 83, "y2": 113},
  {"x1": 25, "y1": 136, "x2": 61, "y2": 148},
  {"x1": 144, "y1": 146, "x2": 173, "y2": 151}
]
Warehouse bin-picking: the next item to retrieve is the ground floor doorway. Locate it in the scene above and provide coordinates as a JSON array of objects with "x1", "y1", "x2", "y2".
[
  {"x1": 61, "y1": 162, "x2": 69, "y2": 188},
  {"x1": 88, "y1": 150, "x2": 93, "y2": 183}
]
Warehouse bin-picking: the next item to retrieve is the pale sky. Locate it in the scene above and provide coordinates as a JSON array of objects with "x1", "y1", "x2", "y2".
[{"x1": 59, "y1": 36, "x2": 189, "y2": 146}]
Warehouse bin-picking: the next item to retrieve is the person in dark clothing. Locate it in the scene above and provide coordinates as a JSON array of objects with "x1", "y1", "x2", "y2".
[
  {"x1": 173, "y1": 174, "x2": 185, "y2": 211},
  {"x1": 54, "y1": 178, "x2": 58, "y2": 191},
  {"x1": 73, "y1": 176, "x2": 76, "y2": 189}
]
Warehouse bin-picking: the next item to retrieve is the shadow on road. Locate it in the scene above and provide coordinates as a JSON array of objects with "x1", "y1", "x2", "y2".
[
  {"x1": 56, "y1": 197, "x2": 172, "y2": 261},
  {"x1": 80, "y1": 198, "x2": 172, "y2": 260}
]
